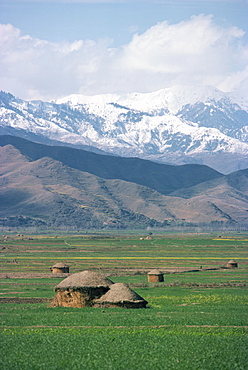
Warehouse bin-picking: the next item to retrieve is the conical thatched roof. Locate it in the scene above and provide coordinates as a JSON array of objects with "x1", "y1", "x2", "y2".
[
  {"x1": 148, "y1": 269, "x2": 163, "y2": 275},
  {"x1": 96, "y1": 283, "x2": 147, "y2": 304},
  {"x1": 52, "y1": 262, "x2": 69, "y2": 268},
  {"x1": 55, "y1": 270, "x2": 114, "y2": 290},
  {"x1": 228, "y1": 259, "x2": 237, "y2": 264}
]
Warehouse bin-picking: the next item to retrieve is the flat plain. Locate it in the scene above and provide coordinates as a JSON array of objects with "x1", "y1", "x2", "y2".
[{"x1": 0, "y1": 232, "x2": 247, "y2": 369}]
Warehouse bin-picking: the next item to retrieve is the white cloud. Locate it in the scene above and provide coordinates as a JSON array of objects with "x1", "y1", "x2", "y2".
[
  {"x1": 0, "y1": 23, "x2": 116, "y2": 99},
  {"x1": 120, "y1": 15, "x2": 246, "y2": 86},
  {"x1": 0, "y1": 15, "x2": 247, "y2": 100}
]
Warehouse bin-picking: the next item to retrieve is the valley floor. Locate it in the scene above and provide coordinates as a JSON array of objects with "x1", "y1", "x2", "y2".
[{"x1": 0, "y1": 233, "x2": 247, "y2": 369}]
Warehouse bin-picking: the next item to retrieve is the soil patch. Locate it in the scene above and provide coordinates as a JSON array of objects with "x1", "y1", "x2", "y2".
[
  {"x1": 0, "y1": 297, "x2": 52, "y2": 304},
  {"x1": 0, "y1": 273, "x2": 70, "y2": 279}
]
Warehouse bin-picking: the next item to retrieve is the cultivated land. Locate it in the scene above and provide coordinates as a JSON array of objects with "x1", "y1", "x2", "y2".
[{"x1": 0, "y1": 232, "x2": 247, "y2": 369}]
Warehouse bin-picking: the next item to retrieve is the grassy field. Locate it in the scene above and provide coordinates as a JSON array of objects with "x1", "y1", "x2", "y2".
[
  {"x1": 0, "y1": 232, "x2": 247, "y2": 369},
  {"x1": 1, "y1": 233, "x2": 248, "y2": 273}
]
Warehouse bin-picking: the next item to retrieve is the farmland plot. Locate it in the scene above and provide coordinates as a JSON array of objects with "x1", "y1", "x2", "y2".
[{"x1": 0, "y1": 233, "x2": 247, "y2": 369}]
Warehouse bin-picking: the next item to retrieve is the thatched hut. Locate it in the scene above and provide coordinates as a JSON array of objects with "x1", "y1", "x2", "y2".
[
  {"x1": 50, "y1": 262, "x2": 69, "y2": 274},
  {"x1": 226, "y1": 259, "x2": 238, "y2": 269},
  {"x1": 51, "y1": 270, "x2": 114, "y2": 308},
  {"x1": 94, "y1": 283, "x2": 148, "y2": 308},
  {"x1": 147, "y1": 269, "x2": 164, "y2": 282}
]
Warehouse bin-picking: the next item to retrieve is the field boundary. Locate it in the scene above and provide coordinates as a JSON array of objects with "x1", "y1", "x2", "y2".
[{"x1": 1, "y1": 325, "x2": 248, "y2": 329}]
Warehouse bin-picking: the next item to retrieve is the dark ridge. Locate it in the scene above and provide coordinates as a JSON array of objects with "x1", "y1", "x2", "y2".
[{"x1": 0, "y1": 135, "x2": 223, "y2": 195}]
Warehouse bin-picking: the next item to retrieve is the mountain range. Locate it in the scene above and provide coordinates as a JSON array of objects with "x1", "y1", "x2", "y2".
[
  {"x1": 0, "y1": 85, "x2": 247, "y2": 174},
  {"x1": 0, "y1": 136, "x2": 247, "y2": 230}
]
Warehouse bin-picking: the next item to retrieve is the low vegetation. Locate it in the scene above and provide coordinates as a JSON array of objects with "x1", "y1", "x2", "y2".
[{"x1": 0, "y1": 232, "x2": 247, "y2": 369}]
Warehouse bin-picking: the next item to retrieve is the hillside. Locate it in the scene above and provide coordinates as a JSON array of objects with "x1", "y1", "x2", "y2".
[
  {"x1": 0, "y1": 145, "x2": 178, "y2": 229},
  {"x1": 0, "y1": 140, "x2": 247, "y2": 229},
  {"x1": 0, "y1": 135, "x2": 222, "y2": 196},
  {"x1": 169, "y1": 170, "x2": 248, "y2": 225}
]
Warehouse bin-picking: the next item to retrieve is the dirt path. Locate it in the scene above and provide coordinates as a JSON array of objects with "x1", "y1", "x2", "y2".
[
  {"x1": 0, "y1": 297, "x2": 52, "y2": 304},
  {"x1": 0, "y1": 273, "x2": 69, "y2": 279}
]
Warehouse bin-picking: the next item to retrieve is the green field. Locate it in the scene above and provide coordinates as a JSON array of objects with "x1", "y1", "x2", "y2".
[{"x1": 0, "y1": 233, "x2": 247, "y2": 369}]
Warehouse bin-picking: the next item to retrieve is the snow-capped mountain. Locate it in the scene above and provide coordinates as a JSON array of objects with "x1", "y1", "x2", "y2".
[{"x1": 0, "y1": 85, "x2": 247, "y2": 173}]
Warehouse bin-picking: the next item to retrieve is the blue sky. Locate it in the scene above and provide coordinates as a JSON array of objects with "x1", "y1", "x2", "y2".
[
  {"x1": 0, "y1": 0, "x2": 247, "y2": 100},
  {"x1": 2, "y1": 1, "x2": 248, "y2": 45}
]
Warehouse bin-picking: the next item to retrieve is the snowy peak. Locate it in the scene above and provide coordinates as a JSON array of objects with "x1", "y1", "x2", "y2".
[
  {"x1": 0, "y1": 86, "x2": 247, "y2": 174},
  {"x1": 117, "y1": 85, "x2": 228, "y2": 114},
  {"x1": 55, "y1": 85, "x2": 231, "y2": 115},
  {"x1": 56, "y1": 92, "x2": 120, "y2": 107}
]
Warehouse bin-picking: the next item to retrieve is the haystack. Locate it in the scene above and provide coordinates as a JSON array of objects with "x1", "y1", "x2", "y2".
[
  {"x1": 147, "y1": 269, "x2": 164, "y2": 282},
  {"x1": 94, "y1": 283, "x2": 148, "y2": 308},
  {"x1": 226, "y1": 259, "x2": 238, "y2": 269},
  {"x1": 51, "y1": 270, "x2": 114, "y2": 308},
  {"x1": 50, "y1": 262, "x2": 69, "y2": 274}
]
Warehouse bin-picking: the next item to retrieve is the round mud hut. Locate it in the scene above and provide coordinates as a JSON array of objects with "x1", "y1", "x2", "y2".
[
  {"x1": 94, "y1": 283, "x2": 148, "y2": 308},
  {"x1": 226, "y1": 259, "x2": 238, "y2": 269},
  {"x1": 51, "y1": 270, "x2": 114, "y2": 308},
  {"x1": 50, "y1": 262, "x2": 69, "y2": 274},
  {"x1": 147, "y1": 269, "x2": 164, "y2": 283}
]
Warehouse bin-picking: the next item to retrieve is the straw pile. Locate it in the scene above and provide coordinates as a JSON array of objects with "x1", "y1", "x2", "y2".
[
  {"x1": 54, "y1": 270, "x2": 113, "y2": 289},
  {"x1": 226, "y1": 260, "x2": 238, "y2": 268},
  {"x1": 94, "y1": 283, "x2": 148, "y2": 308},
  {"x1": 51, "y1": 262, "x2": 69, "y2": 273},
  {"x1": 147, "y1": 269, "x2": 164, "y2": 282},
  {"x1": 51, "y1": 270, "x2": 114, "y2": 308},
  {"x1": 51, "y1": 270, "x2": 148, "y2": 309}
]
